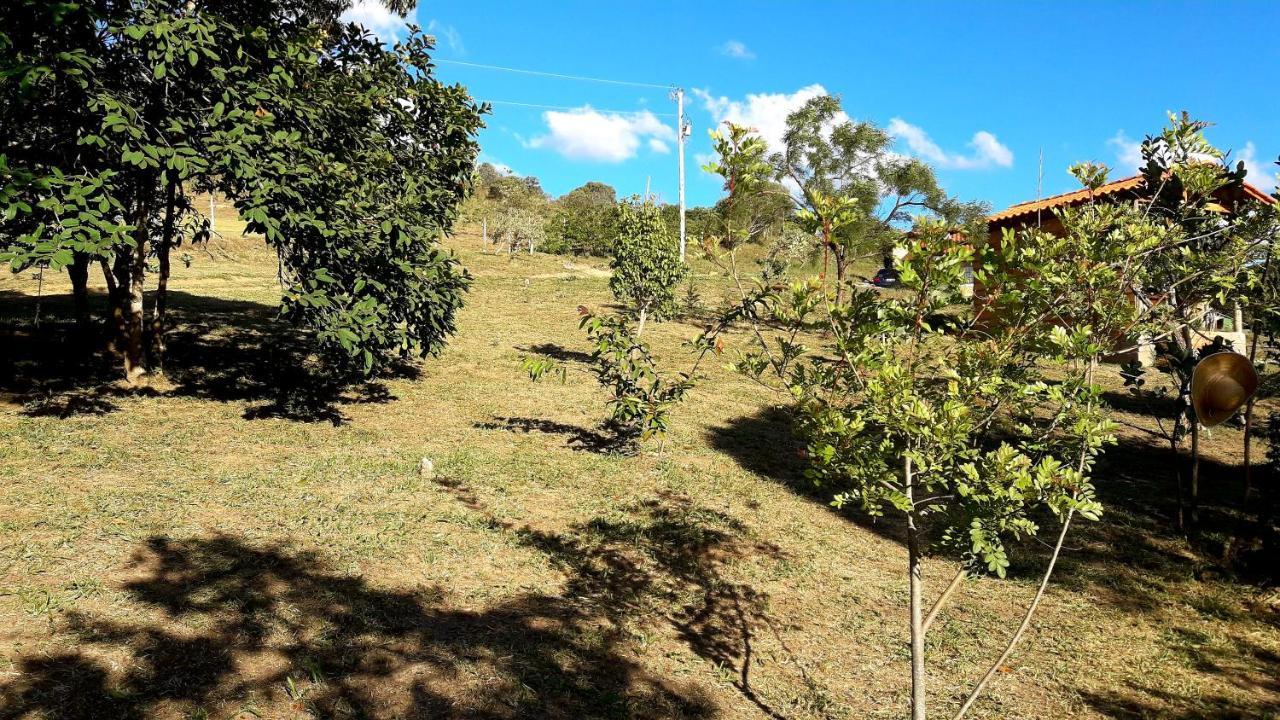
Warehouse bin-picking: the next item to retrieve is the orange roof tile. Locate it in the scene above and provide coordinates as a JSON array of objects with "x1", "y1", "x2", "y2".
[{"x1": 988, "y1": 175, "x2": 1274, "y2": 225}]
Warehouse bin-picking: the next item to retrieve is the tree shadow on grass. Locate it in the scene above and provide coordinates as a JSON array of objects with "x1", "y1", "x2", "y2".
[
  {"x1": 1101, "y1": 388, "x2": 1183, "y2": 419},
  {"x1": 515, "y1": 342, "x2": 594, "y2": 365},
  {"x1": 706, "y1": 405, "x2": 1280, "y2": 714},
  {"x1": 705, "y1": 405, "x2": 908, "y2": 546},
  {"x1": 1048, "y1": 434, "x2": 1280, "y2": 612},
  {"x1": 473, "y1": 415, "x2": 635, "y2": 455},
  {"x1": 1078, "y1": 669, "x2": 1280, "y2": 719},
  {"x1": 708, "y1": 403, "x2": 1279, "y2": 584},
  {"x1": 431, "y1": 477, "x2": 822, "y2": 719},
  {"x1": 0, "y1": 289, "x2": 407, "y2": 425},
  {"x1": 0, "y1": 533, "x2": 717, "y2": 720}
]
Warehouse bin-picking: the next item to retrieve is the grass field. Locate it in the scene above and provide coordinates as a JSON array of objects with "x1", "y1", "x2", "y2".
[{"x1": 1, "y1": 215, "x2": 1278, "y2": 719}]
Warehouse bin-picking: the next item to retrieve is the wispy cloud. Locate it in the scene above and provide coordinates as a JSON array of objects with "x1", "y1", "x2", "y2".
[
  {"x1": 888, "y1": 119, "x2": 1014, "y2": 170},
  {"x1": 340, "y1": 0, "x2": 407, "y2": 41},
  {"x1": 718, "y1": 40, "x2": 755, "y2": 60},
  {"x1": 1107, "y1": 130, "x2": 1144, "y2": 172},
  {"x1": 524, "y1": 106, "x2": 675, "y2": 163},
  {"x1": 1237, "y1": 141, "x2": 1277, "y2": 192},
  {"x1": 427, "y1": 19, "x2": 465, "y2": 54}
]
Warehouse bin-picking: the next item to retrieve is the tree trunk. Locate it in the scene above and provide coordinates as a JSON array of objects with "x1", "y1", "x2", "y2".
[
  {"x1": 905, "y1": 455, "x2": 927, "y2": 720},
  {"x1": 1180, "y1": 318, "x2": 1201, "y2": 529},
  {"x1": 1189, "y1": 419, "x2": 1201, "y2": 528},
  {"x1": 834, "y1": 249, "x2": 846, "y2": 306},
  {"x1": 1243, "y1": 280, "x2": 1266, "y2": 500},
  {"x1": 820, "y1": 224, "x2": 830, "y2": 289},
  {"x1": 115, "y1": 186, "x2": 154, "y2": 384},
  {"x1": 1171, "y1": 435, "x2": 1187, "y2": 533},
  {"x1": 1179, "y1": 311, "x2": 1199, "y2": 530},
  {"x1": 68, "y1": 251, "x2": 91, "y2": 330},
  {"x1": 922, "y1": 567, "x2": 965, "y2": 635},
  {"x1": 151, "y1": 179, "x2": 178, "y2": 371},
  {"x1": 98, "y1": 256, "x2": 118, "y2": 299},
  {"x1": 1244, "y1": 396, "x2": 1258, "y2": 501},
  {"x1": 636, "y1": 305, "x2": 648, "y2": 339}
]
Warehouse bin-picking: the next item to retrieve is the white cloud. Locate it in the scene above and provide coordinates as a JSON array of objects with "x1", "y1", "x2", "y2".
[
  {"x1": 648, "y1": 138, "x2": 671, "y2": 154},
  {"x1": 426, "y1": 19, "x2": 465, "y2": 54},
  {"x1": 1237, "y1": 141, "x2": 1277, "y2": 193},
  {"x1": 693, "y1": 84, "x2": 837, "y2": 156},
  {"x1": 888, "y1": 119, "x2": 1013, "y2": 170},
  {"x1": 478, "y1": 155, "x2": 518, "y2": 177},
  {"x1": 340, "y1": 0, "x2": 406, "y2": 41},
  {"x1": 718, "y1": 40, "x2": 755, "y2": 60},
  {"x1": 1108, "y1": 130, "x2": 1144, "y2": 172},
  {"x1": 524, "y1": 107, "x2": 676, "y2": 163}
]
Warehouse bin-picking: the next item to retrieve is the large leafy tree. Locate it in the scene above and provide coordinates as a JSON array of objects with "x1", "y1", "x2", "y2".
[
  {"x1": 1, "y1": 0, "x2": 484, "y2": 381},
  {"x1": 773, "y1": 95, "x2": 987, "y2": 302},
  {"x1": 545, "y1": 181, "x2": 617, "y2": 256}
]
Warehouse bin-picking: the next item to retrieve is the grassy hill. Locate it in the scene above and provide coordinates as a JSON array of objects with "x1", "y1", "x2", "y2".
[{"x1": 1, "y1": 221, "x2": 1277, "y2": 719}]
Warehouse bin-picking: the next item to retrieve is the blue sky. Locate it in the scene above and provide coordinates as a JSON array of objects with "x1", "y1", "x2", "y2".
[{"x1": 345, "y1": 1, "x2": 1280, "y2": 212}]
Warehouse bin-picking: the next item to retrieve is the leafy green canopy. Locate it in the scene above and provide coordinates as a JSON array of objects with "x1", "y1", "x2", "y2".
[
  {"x1": 608, "y1": 198, "x2": 687, "y2": 325},
  {"x1": 1, "y1": 0, "x2": 485, "y2": 376},
  {"x1": 545, "y1": 181, "x2": 617, "y2": 256},
  {"x1": 775, "y1": 95, "x2": 989, "y2": 262}
]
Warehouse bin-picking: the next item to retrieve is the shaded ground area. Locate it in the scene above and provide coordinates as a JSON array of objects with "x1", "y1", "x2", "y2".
[
  {"x1": 0, "y1": 531, "x2": 715, "y2": 720},
  {"x1": 707, "y1": 397, "x2": 1280, "y2": 719},
  {"x1": 0, "y1": 481, "x2": 833, "y2": 719},
  {"x1": 0, "y1": 289, "x2": 403, "y2": 425}
]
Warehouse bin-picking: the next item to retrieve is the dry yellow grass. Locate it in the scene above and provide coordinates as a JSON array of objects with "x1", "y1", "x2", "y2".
[{"x1": 0, "y1": 219, "x2": 1277, "y2": 719}]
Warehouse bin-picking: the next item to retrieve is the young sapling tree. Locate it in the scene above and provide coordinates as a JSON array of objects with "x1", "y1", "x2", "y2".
[
  {"x1": 707, "y1": 123, "x2": 1132, "y2": 720},
  {"x1": 608, "y1": 198, "x2": 687, "y2": 338}
]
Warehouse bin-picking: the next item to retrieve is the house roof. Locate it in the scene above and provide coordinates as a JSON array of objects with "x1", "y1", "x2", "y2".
[{"x1": 988, "y1": 174, "x2": 1274, "y2": 225}]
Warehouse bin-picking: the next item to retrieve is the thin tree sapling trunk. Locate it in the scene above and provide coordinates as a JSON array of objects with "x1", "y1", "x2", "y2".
[
  {"x1": 951, "y1": 510, "x2": 1076, "y2": 720},
  {"x1": 834, "y1": 248, "x2": 846, "y2": 307},
  {"x1": 1181, "y1": 320, "x2": 1201, "y2": 529},
  {"x1": 922, "y1": 567, "x2": 966, "y2": 635},
  {"x1": 905, "y1": 454, "x2": 927, "y2": 720},
  {"x1": 1243, "y1": 262, "x2": 1267, "y2": 500},
  {"x1": 98, "y1": 256, "x2": 117, "y2": 300},
  {"x1": 952, "y1": 359, "x2": 1096, "y2": 719},
  {"x1": 1189, "y1": 418, "x2": 1201, "y2": 528}
]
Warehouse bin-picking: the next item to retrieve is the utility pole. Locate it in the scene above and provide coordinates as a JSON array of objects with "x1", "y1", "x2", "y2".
[{"x1": 672, "y1": 87, "x2": 690, "y2": 262}]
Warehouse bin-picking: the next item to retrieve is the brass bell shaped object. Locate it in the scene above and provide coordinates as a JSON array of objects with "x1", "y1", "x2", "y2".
[{"x1": 1190, "y1": 351, "x2": 1259, "y2": 427}]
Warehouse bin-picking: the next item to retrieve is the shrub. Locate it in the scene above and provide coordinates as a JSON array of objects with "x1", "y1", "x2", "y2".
[{"x1": 609, "y1": 199, "x2": 686, "y2": 336}]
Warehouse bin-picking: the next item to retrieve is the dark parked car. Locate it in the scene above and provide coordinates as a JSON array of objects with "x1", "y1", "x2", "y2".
[{"x1": 871, "y1": 266, "x2": 900, "y2": 288}]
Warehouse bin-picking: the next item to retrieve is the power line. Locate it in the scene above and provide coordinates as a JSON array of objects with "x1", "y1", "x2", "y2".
[
  {"x1": 436, "y1": 59, "x2": 670, "y2": 90},
  {"x1": 483, "y1": 99, "x2": 675, "y2": 118}
]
